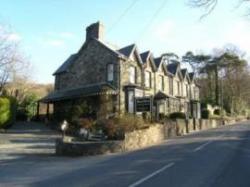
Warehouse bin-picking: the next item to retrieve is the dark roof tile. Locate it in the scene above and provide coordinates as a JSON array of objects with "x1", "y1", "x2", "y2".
[{"x1": 53, "y1": 54, "x2": 78, "y2": 75}]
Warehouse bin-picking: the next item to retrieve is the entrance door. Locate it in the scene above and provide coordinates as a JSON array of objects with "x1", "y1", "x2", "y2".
[{"x1": 128, "y1": 91, "x2": 134, "y2": 113}]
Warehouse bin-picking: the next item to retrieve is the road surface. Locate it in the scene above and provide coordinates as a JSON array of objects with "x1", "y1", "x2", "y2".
[{"x1": 1, "y1": 121, "x2": 250, "y2": 187}]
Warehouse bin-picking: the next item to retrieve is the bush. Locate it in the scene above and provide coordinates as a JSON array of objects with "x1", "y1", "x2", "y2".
[
  {"x1": 213, "y1": 109, "x2": 220, "y2": 115},
  {"x1": 97, "y1": 114, "x2": 147, "y2": 140},
  {"x1": 16, "y1": 109, "x2": 28, "y2": 121},
  {"x1": 0, "y1": 97, "x2": 17, "y2": 129},
  {"x1": 201, "y1": 109, "x2": 210, "y2": 119},
  {"x1": 169, "y1": 112, "x2": 186, "y2": 119}
]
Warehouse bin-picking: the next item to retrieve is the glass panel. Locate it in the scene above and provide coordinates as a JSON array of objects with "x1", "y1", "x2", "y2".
[
  {"x1": 128, "y1": 91, "x2": 134, "y2": 113},
  {"x1": 107, "y1": 64, "x2": 114, "y2": 81}
]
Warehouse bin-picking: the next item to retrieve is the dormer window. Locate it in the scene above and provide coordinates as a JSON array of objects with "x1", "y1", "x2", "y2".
[
  {"x1": 107, "y1": 64, "x2": 114, "y2": 82},
  {"x1": 129, "y1": 66, "x2": 136, "y2": 84}
]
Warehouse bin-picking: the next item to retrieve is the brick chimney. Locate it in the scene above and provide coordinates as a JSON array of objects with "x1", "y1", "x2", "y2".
[{"x1": 86, "y1": 21, "x2": 104, "y2": 41}]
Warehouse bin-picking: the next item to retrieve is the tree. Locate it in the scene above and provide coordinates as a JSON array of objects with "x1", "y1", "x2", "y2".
[
  {"x1": 0, "y1": 24, "x2": 29, "y2": 94},
  {"x1": 188, "y1": 0, "x2": 250, "y2": 18},
  {"x1": 185, "y1": 46, "x2": 250, "y2": 115},
  {"x1": 161, "y1": 52, "x2": 179, "y2": 64},
  {"x1": 182, "y1": 51, "x2": 211, "y2": 74}
]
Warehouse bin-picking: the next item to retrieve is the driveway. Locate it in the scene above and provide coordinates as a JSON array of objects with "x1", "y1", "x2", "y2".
[{"x1": 0, "y1": 121, "x2": 60, "y2": 162}]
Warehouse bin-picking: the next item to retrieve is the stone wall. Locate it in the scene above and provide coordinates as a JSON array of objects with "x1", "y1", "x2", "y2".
[
  {"x1": 56, "y1": 139, "x2": 124, "y2": 156},
  {"x1": 56, "y1": 118, "x2": 247, "y2": 156},
  {"x1": 124, "y1": 124, "x2": 165, "y2": 151}
]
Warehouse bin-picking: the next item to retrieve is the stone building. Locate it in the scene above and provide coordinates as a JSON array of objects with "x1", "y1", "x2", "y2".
[{"x1": 40, "y1": 21, "x2": 200, "y2": 121}]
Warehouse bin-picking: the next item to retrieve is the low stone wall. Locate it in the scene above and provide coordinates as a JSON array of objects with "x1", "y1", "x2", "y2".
[
  {"x1": 56, "y1": 118, "x2": 248, "y2": 156},
  {"x1": 56, "y1": 139, "x2": 124, "y2": 156},
  {"x1": 164, "y1": 120, "x2": 177, "y2": 138},
  {"x1": 176, "y1": 119, "x2": 187, "y2": 136},
  {"x1": 124, "y1": 124, "x2": 165, "y2": 151}
]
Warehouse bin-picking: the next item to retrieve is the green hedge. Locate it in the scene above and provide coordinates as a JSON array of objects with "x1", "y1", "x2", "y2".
[
  {"x1": 201, "y1": 109, "x2": 210, "y2": 119},
  {"x1": 169, "y1": 112, "x2": 186, "y2": 119},
  {"x1": 0, "y1": 97, "x2": 17, "y2": 129}
]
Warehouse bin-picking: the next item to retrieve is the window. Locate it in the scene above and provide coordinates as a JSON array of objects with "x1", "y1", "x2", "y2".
[
  {"x1": 177, "y1": 81, "x2": 180, "y2": 96},
  {"x1": 128, "y1": 91, "x2": 134, "y2": 113},
  {"x1": 129, "y1": 66, "x2": 136, "y2": 84},
  {"x1": 107, "y1": 64, "x2": 114, "y2": 81},
  {"x1": 169, "y1": 77, "x2": 173, "y2": 95},
  {"x1": 186, "y1": 85, "x2": 189, "y2": 97},
  {"x1": 159, "y1": 75, "x2": 164, "y2": 91},
  {"x1": 145, "y1": 71, "x2": 151, "y2": 88}
]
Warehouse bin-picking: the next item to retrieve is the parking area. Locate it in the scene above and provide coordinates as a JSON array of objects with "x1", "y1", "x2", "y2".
[{"x1": 0, "y1": 121, "x2": 60, "y2": 162}]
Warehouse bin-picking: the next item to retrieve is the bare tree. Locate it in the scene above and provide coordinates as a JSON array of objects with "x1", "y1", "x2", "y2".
[
  {"x1": 0, "y1": 24, "x2": 30, "y2": 94},
  {"x1": 188, "y1": 0, "x2": 250, "y2": 18}
]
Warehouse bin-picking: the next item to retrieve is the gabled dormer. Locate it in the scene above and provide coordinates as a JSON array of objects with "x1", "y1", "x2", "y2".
[
  {"x1": 155, "y1": 57, "x2": 169, "y2": 75},
  {"x1": 118, "y1": 44, "x2": 143, "y2": 66},
  {"x1": 140, "y1": 51, "x2": 157, "y2": 90}
]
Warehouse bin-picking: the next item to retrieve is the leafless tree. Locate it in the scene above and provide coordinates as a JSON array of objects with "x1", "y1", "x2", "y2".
[
  {"x1": 188, "y1": 0, "x2": 250, "y2": 18},
  {"x1": 0, "y1": 24, "x2": 30, "y2": 94}
]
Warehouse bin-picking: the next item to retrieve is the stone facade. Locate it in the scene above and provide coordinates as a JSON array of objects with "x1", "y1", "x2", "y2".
[{"x1": 42, "y1": 21, "x2": 201, "y2": 121}]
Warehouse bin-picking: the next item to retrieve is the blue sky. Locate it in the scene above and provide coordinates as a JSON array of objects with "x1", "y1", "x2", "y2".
[{"x1": 0, "y1": 0, "x2": 249, "y2": 83}]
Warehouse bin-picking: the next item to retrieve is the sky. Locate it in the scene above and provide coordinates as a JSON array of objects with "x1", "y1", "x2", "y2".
[{"x1": 0, "y1": 0, "x2": 250, "y2": 83}]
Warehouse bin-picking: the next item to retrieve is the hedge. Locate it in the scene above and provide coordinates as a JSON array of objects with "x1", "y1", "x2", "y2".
[
  {"x1": 0, "y1": 97, "x2": 17, "y2": 129},
  {"x1": 201, "y1": 109, "x2": 210, "y2": 119},
  {"x1": 169, "y1": 112, "x2": 186, "y2": 119}
]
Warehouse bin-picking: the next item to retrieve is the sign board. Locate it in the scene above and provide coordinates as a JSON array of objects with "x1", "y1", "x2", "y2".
[{"x1": 135, "y1": 97, "x2": 152, "y2": 112}]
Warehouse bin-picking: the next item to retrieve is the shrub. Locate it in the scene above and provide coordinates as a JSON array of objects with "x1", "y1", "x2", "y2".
[
  {"x1": 78, "y1": 118, "x2": 93, "y2": 130},
  {"x1": 201, "y1": 109, "x2": 210, "y2": 119},
  {"x1": 213, "y1": 109, "x2": 220, "y2": 115},
  {"x1": 16, "y1": 109, "x2": 28, "y2": 121},
  {"x1": 97, "y1": 114, "x2": 147, "y2": 140},
  {"x1": 0, "y1": 97, "x2": 17, "y2": 129},
  {"x1": 142, "y1": 112, "x2": 151, "y2": 123},
  {"x1": 169, "y1": 112, "x2": 186, "y2": 119}
]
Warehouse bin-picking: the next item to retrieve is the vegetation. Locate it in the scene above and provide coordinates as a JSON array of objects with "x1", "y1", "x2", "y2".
[
  {"x1": 0, "y1": 96, "x2": 17, "y2": 129},
  {"x1": 201, "y1": 109, "x2": 210, "y2": 119},
  {"x1": 182, "y1": 45, "x2": 250, "y2": 117},
  {"x1": 168, "y1": 112, "x2": 186, "y2": 119},
  {"x1": 96, "y1": 114, "x2": 147, "y2": 140},
  {"x1": 188, "y1": 0, "x2": 250, "y2": 18}
]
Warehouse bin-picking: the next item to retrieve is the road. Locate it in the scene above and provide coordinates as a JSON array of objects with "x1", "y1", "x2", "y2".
[{"x1": 1, "y1": 121, "x2": 250, "y2": 187}]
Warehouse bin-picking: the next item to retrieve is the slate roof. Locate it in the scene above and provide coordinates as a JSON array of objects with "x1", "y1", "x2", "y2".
[
  {"x1": 40, "y1": 83, "x2": 117, "y2": 103},
  {"x1": 118, "y1": 44, "x2": 136, "y2": 57},
  {"x1": 140, "y1": 51, "x2": 150, "y2": 63},
  {"x1": 189, "y1": 72, "x2": 195, "y2": 81},
  {"x1": 154, "y1": 57, "x2": 163, "y2": 68},
  {"x1": 154, "y1": 91, "x2": 175, "y2": 100},
  {"x1": 53, "y1": 54, "x2": 78, "y2": 75},
  {"x1": 181, "y1": 68, "x2": 188, "y2": 78},
  {"x1": 167, "y1": 62, "x2": 179, "y2": 75}
]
